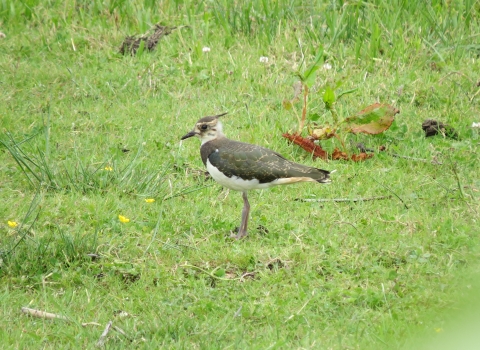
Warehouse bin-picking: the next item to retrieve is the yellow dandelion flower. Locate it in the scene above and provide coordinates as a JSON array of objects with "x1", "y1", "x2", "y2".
[
  {"x1": 118, "y1": 215, "x2": 130, "y2": 223},
  {"x1": 145, "y1": 198, "x2": 155, "y2": 203},
  {"x1": 105, "y1": 166, "x2": 113, "y2": 171},
  {"x1": 8, "y1": 221, "x2": 18, "y2": 228}
]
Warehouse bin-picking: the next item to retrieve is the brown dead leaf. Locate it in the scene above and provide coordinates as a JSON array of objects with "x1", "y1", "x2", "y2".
[
  {"x1": 331, "y1": 148, "x2": 349, "y2": 160},
  {"x1": 310, "y1": 125, "x2": 336, "y2": 140},
  {"x1": 283, "y1": 134, "x2": 375, "y2": 162},
  {"x1": 282, "y1": 133, "x2": 327, "y2": 160},
  {"x1": 351, "y1": 153, "x2": 374, "y2": 161},
  {"x1": 332, "y1": 148, "x2": 374, "y2": 162}
]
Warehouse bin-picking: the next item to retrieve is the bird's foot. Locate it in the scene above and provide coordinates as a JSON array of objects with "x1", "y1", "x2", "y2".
[{"x1": 230, "y1": 227, "x2": 247, "y2": 239}]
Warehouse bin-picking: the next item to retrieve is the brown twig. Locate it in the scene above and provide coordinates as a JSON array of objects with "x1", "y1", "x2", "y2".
[
  {"x1": 113, "y1": 326, "x2": 129, "y2": 338},
  {"x1": 296, "y1": 195, "x2": 392, "y2": 203},
  {"x1": 389, "y1": 153, "x2": 443, "y2": 165},
  {"x1": 390, "y1": 154, "x2": 427, "y2": 162},
  {"x1": 21, "y1": 307, "x2": 69, "y2": 321},
  {"x1": 96, "y1": 321, "x2": 113, "y2": 347}
]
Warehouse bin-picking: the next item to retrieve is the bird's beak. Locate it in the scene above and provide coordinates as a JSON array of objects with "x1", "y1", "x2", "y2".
[{"x1": 181, "y1": 130, "x2": 197, "y2": 140}]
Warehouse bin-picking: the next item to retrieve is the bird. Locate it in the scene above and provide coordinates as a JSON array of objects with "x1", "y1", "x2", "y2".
[{"x1": 181, "y1": 113, "x2": 331, "y2": 239}]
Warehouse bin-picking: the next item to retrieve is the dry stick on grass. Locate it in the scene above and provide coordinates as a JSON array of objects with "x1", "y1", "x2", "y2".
[
  {"x1": 113, "y1": 326, "x2": 129, "y2": 339},
  {"x1": 22, "y1": 307, "x2": 128, "y2": 344},
  {"x1": 21, "y1": 307, "x2": 69, "y2": 322},
  {"x1": 389, "y1": 151, "x2": 442, "y2": 165},
  {"x1": 389, "y1": 153, "x2": 441, "y2": 164},
  {"x1": 96, "y1": 321, "x2": 113, "y2": 348},
  {"x1": 296, "y1": 195, "x2": 392, "y2": 203}
]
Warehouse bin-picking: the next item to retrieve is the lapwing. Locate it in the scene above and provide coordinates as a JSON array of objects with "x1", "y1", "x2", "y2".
[{"x1": 181, "y1": 113, "x2": 331, "y2": 239}]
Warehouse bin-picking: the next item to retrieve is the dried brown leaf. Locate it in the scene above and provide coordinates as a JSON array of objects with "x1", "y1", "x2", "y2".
[
  {"x1": 331, "y1": 148, "x2": 374, "y2": 162},
  {"x1": 331, "y1": 148, "x2": 349, "y2": 161},
  {"x1": 351, "y1": 153, "x2": 374, "y2": 162},
  {"x1": 282, "y1": 133, "x2": 327, "y2": 160},
  {"x1": 310, "y1": 126, "x2": 336, "y2": 140}
]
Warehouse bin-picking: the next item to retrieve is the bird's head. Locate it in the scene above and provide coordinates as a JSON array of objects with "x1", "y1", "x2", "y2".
[{"x1": 181, "y1": 112, "x2": 227, "y2": 144}]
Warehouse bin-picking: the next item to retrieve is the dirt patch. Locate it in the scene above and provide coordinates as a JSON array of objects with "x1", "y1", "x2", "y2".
[{"x1": 422, "y1": 119, "x2": 458, "y2": 139}]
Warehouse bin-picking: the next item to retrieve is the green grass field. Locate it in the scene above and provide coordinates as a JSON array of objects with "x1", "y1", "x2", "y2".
[{"x1": 1, "y1": 0, "x2": 479, "y2": 348}]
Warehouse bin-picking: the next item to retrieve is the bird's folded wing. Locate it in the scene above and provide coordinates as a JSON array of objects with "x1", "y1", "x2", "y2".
[{"x1": 205, "y1": 140, "x2": 329, "y2": 184}]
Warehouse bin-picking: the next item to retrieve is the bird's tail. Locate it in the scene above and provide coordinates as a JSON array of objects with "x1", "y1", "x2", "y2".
[{"x1": 314, "y1": 169, "x2": 333, "y2": 183}]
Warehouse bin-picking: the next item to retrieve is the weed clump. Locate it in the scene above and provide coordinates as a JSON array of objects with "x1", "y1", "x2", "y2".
[{"x1": 119, "y1": 24, "x2": 176, "y2": 55}]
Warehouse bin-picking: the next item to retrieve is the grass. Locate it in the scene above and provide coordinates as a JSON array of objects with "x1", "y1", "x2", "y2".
[{"x1": 1, "y1": 0, "x2": 480, "y2": 348}]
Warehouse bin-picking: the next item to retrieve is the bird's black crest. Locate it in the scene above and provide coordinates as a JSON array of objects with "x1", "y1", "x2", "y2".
[{"x1": 197, "y1": 112, "x2": 227, "y2": 123}]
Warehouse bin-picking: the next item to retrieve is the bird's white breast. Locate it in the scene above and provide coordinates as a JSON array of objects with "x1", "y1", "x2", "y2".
[{"x1": 206, "y1": 159, "x2": 278, "y2": 191}]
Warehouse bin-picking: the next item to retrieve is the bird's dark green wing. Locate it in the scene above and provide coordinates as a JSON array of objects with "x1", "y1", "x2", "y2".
[{"x1": 201, "y1": 139, "x2": 330, "y2": 183}]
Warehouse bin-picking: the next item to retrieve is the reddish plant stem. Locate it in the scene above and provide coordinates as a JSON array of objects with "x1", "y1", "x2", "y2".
[{"x1": 298, "y1": 84, "x2": 308, "y2": 134}]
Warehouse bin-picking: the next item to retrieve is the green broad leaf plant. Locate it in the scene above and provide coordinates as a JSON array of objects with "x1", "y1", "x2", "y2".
[{"x1": 282, "y1": 49, "x2": 399, "y2": 161}]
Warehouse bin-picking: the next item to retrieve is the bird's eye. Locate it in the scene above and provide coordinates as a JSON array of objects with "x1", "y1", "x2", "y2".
[{"x1": 200, "y1": 124, "x2": 208, "y2": 130}]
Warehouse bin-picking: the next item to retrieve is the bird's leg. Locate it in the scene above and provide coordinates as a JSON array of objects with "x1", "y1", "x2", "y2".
[{"x1": 233, "y1": 191, "x2": 250, "y2": 239}]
